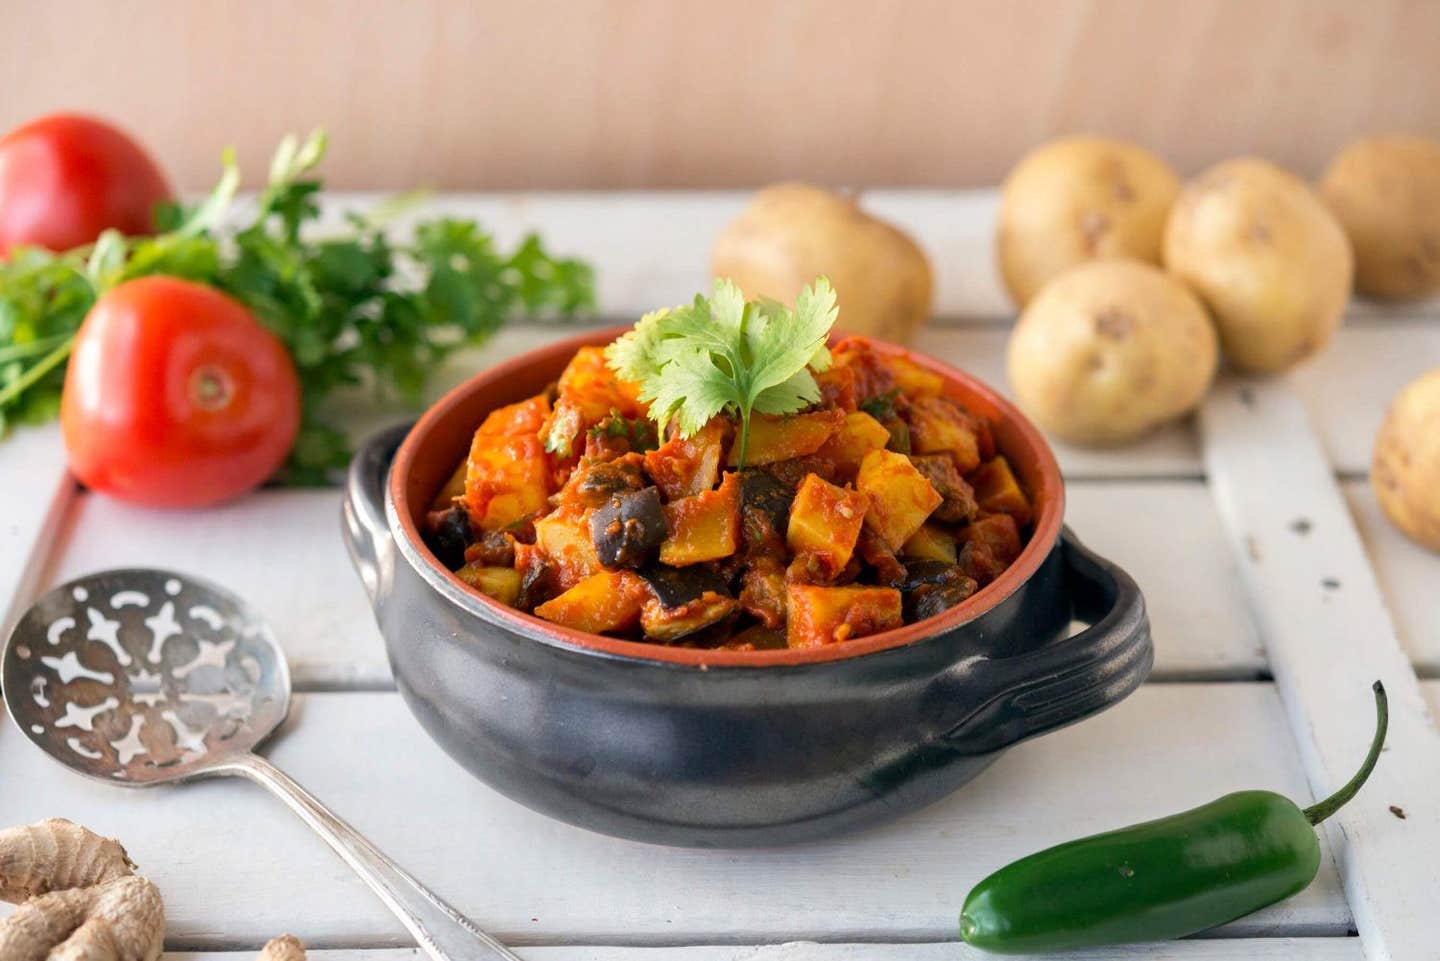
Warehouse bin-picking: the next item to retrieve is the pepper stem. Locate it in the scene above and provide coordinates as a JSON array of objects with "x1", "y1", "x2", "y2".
[{"x1": 1303, "y1": 681, "x2": 1388, "y2": 826}]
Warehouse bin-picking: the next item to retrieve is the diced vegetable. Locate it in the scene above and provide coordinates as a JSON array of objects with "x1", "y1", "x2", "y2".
[
  {"x1": 455, "y1": 564, "x2": 522, "y2": 606},
  {"x1": 815, "y1": 411, "x2": 891, "y2": 480},
  {"x1": 464, "y1": 433, "x2": 552, "y2": 531},
  {"x1": 962, "y1": 513, "x2": 1023, "y2": 564},
  {"x1": 543, "y1": 346, "x2": 645, "y2": 456},
  {"x1": 786, "y1": 584, "x2": 903, "y2": 648},
  {"x1": 659, "y1": 471, "x2": 741, "y2": 565},
  {"x1": 431, "y1": 460, "x2": 467, "y2": 510},
  {"x1": 786, "y1": 473, "x2": 869, "y2": 576},
  {"x1": 832, "y1": 337, "x2": 897, "y2": 403},
  {"x1": 958, "y1": 513, "x2": 1023, "y2": 585},
  {"x1": 559, "y1": 452, "x2": 646, "y2": 509},
  {"x1": 589, "y1": 486, "x2": 667, "y2": 569},
  {"x1": 970, "y1": 456, "x2": 1033, "y2": 525},
  {"x1": 534, "y1": 570, "x2": 649, "y2": 634},
  {"x1": 424, "y1": 504, "x2": 475, "y2": 569},
  {"x1": 740, "y1": 470, "x2": 793, "y2": 556},
  {"x1": 479, "y1": 396, "x2": 551, "y2": 437},
  {"x1": 911, "y1": 454, "x2": 979, "y2": 523},
  {"x1": 886, "y1": 356, "x2": 944, "y2": 397},
  {"x1": 738, "y1": 560, "x2": 787, "y2": 628},
  {"x1": 728, "y1": 409, "x2": 844, "y2": 466},
  {"x1": 645, "y1": 418, "x2": 727, "y2": 500},
  {"x1": 908, "y1": 396, "x2": 982, "y2": 472},
  {"x1": 902, "y1": 523, "x2": 958, "y2": 564},
  {"x1": 640, "y1": 592, "x2": 738, "y2": 642},
  {"x1": 814, "y1": 366, "x2": 858, "y2": 411},
  {"x1": 856, "y1": 449, "x2": 943, "y2": 551},
  {"x1": 636, "y1": 566, "x2": 738, "y2": 641},
  {"x1": 533, "y1": 509, "x2": 602, "y2": 589},
  {"x1": 899, "y1": 561, "x2": 978, "y2": 621}
]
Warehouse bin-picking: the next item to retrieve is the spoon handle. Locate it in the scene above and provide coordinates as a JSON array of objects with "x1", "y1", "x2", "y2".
[{"x1": 219, "y1": 752, "x2": 522, "y2": 961}]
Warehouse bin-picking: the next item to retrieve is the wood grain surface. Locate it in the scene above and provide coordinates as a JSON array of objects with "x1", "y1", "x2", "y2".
[{"x1": 4, "y1": 0, "x2": 1439, "y2": 190}]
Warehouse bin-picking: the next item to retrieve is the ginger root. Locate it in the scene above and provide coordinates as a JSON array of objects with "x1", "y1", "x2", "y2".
[
  {"x1": 0, "y1": 818, "x2": 164, "y2": 961},
  {"x1": 258, "y1": 934, "x2": 307, "y2": 961}
]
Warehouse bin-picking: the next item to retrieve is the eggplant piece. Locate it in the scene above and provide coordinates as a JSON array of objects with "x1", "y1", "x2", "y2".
[
  {"x1": 424, "y1": 504, "x2": 474, "y2": 570},
  {"x1": 636, "y1": 565, "x2": 738, "y2": 642},
  {"x1": 740, "y1": 469, "x2": 793, "y2": 555},
  {"x1": 590, "y1": 487, "x2": 667, "y2": 568},
  {"x1": 569, "y1": 455, "x2": 647, "y2": 508},
  {"x1": 899, "y1": 560, "x2": 978, "y2": 621}
]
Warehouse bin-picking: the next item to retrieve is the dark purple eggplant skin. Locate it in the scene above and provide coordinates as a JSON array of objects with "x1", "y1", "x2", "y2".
[
  {"x1": 590, "y1": 486, "x2": 667, "y2": 568},
  {"x1": 346, "y1": 424, "x2": 1152, "y2": 849},
  {"x1": 424, "y1": 504, "x2": 474, "y2": 570}
]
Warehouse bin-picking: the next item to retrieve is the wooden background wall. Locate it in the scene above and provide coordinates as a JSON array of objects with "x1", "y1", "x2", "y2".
[{"x1": 5, "y1": 0, "x2": 1439, "y2": 191}]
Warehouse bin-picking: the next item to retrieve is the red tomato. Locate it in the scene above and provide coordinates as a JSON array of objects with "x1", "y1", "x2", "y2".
[
  {"x1": 0, "y1": 114, "x2": 172, "y2": 256},
  {"x1": 62, "y1": 277, "x2": 302, "y2": 508}
]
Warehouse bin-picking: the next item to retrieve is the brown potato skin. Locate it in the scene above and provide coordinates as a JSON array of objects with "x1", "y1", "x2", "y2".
[
  {"x1": 1372, "y1": 367, "x2": 1440, "y2": 552},
  {"x1": 1006, "y1": 259, "x2": 1218, "y2": 445},
  {"x1": 711, "y1": 183, "x2": 933, "y2": 344},
  {"x1": 1321, "y1": 135, "x2": 1440, "y2": 302},
  {"x1": 1164, "y1": 158, "x2": 1353, "y2": 374},
  {"x1": 998, "y1": 137, "x2": 1180, "y2": 308}
]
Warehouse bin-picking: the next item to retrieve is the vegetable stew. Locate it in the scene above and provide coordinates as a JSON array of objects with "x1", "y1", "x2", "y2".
[{"x1": 424, "y1": 336, "x2": 1032, "y2": 650}]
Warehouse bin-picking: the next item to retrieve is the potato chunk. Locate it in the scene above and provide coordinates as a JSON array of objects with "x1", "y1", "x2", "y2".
[
  {"x1": 815, "y1": 411, "x2": 891, "y2": 481},
  {"x1": 901, "y1": 523, "x2": 957, "y2": 564},
  {"x1": 534, "y1": 570, "x2": 648, "y2": 634},
  {"x1": 465, "y1": 433, "x2": 552, "y2": 531},
  {"x1": 730, "y1": 409, "x2": 844, "y2": 466},
  {"x1": 908, "y1": 396, "x2": 982, "y2": 472},
  {"x1": 646, "y1": 418, "x2": 727, "y2": 500},
  {"x1": 969, "y1": 456, "x2": 1032, "y2": 526},
  {"x1": 786, "y1": 474, "x2": 870, "y2": 576},
  {"x1": 478, "y1": 395, "x2": 551, "y2": 437},
  {"x1": 534, "y1": 509, "x2": 602, "y2": 590},
  {"x1": 660, "y1": 472, "x2": 741, "y2": 565},
  {"x1": 856, "y1": 449, "x2": 942, "y2": 551},
  {"x1": 886, "y1": 356, "x2": 943, "y2": 398},
  {"x1": 787, "y1": 584, "x2": 903, "y2": 648},
  {"x1": 455, "y1": 564, "x2": 522, "y2": 606}
]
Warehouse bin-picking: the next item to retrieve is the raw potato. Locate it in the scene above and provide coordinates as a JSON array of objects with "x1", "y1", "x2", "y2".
[
  {"x1": 1007, "y1": 260, "x2": 1218, "y2": 444},
  {"x1": 998, "y1": 137, "x2": 1180, "y2": 307},
  {"x1": 1164, "y1": 158, "x2": 1353, "y2": 373},
  {"x1": 1321, "y1": 135, "x2": 1440, "y2": 301},
  {"x1": 711, "y1": 183, "x2": 933, "y2": 343},
  {"x1": 1372, "y1": 368, "x2": 1440, "y2": 551}
]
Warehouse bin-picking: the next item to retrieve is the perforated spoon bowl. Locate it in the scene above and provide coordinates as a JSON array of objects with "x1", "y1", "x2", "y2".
[{"x1": 3, "y1": 568, "x2": 519, "y2": 961}]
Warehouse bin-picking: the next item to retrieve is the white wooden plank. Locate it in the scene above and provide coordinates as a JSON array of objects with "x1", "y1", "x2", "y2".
[
  {"x1": 45, "y1": 489, "x2": 389, "y2": 689},
  {"x1": 1063, "y1": 482, "x2": 1264, "y2": 680},
  {"x1": 1200, "y1": 379, "x2": 1440, "y2": 961},
  {"x1": 1343, "y1": 480, "x2": 1440, "y2": 676},
  {"x1": 0, "y1": 425, "x2": 73, "y2": 636},
  {"x1": 39, "y1": 478, "x2": 1261, "y2": 687},
  {"x1": 164, "y1": 940, "x2": 1365, "y2": 961},
  {"x1": 1290, "y1": 321, "x2": 1440, "y2": 476},
  {"x1": 0, "y1": 684, "x2": 1349, "y2": 947}
]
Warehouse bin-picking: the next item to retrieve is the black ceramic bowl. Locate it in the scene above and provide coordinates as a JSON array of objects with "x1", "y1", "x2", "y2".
[{"x1": 342, "y1": 327, "x2": 1152, "y2": 848}]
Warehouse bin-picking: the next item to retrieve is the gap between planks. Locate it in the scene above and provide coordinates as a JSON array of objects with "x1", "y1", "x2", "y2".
[{"x1": 159, "y1": 940, "x2": 1366, "y2": 961}]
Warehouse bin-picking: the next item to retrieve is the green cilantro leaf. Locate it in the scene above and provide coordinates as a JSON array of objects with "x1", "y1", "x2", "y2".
[
  {"x1": 604, "y1": 277, "x2": 837, "y2": 468},
  {"x1": 0, "y1": 129, "x2": 596, "y2": 485}
]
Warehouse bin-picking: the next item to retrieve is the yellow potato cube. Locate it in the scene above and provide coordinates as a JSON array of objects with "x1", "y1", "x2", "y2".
[{"x1": 856, "y1": 449, "x2": 943, "y2": 551}]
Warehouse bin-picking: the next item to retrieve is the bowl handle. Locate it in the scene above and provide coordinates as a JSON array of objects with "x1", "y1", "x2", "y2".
[
  {"x1": 342, "y1": 423, "x2": 414, "y2": 607},
  {"x1": 943, "y1": 527, "x2": 1153, "y2": 755}
]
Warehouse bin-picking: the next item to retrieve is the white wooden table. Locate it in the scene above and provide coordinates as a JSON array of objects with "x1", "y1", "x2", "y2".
[{"x1": 2, "y1": 190, "x2": 1438, "y2": 961}]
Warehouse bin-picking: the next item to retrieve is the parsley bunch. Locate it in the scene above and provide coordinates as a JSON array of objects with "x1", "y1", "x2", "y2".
[
  {"x1": 606, "y1": 277, "x2": 837, "y2": 467},
  {"x1": 0, "y1": 130, "x2": 595, "y2": 483}
]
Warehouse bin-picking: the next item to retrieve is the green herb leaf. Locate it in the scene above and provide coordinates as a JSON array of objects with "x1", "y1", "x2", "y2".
[
  {"x1": 604, "y1": 277, "x2": 837, "y2": 467},
  {"x1": 0, "y1": 130, "x2": 596, "y2": 484}
]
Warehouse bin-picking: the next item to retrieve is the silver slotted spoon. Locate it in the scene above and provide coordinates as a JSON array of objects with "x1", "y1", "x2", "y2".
[{"x1": 2, "y1": 568, "x2": 520, "y2": 961}]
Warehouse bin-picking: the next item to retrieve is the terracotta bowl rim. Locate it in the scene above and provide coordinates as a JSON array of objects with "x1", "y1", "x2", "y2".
[{"x1": 387, "y1": 325, "x2": 1066, "y2": 669}]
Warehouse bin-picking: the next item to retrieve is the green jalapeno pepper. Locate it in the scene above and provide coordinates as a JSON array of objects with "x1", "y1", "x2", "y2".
[{"x1": 960, "y1": 681, "x2": 1388, "y2": 954}]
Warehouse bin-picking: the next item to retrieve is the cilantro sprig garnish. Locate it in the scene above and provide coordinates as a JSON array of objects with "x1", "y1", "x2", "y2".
[
  {"x1": 606, "y1": 277, "x2": 837, "y2": 468},
  {"x1": 0, "y1": 130, "x2": 595, "y2": 482}
]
